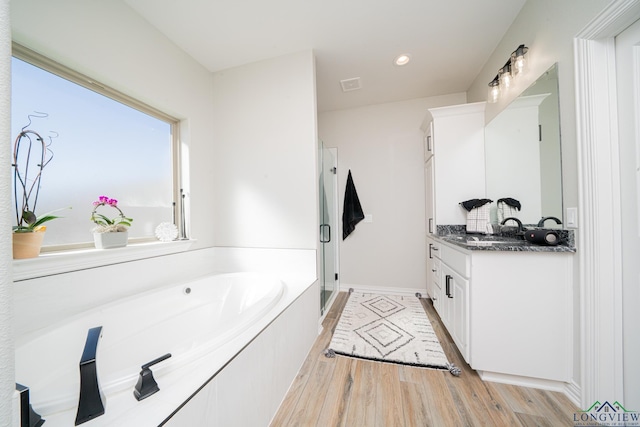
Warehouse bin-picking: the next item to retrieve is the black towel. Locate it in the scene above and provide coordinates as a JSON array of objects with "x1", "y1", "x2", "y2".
[
  {"x1": 460, "y1": 198, "x2": 493, "y2": 212},
  {"x1": 342, "y1": 170, "x2": 365, "y2": 239},
  {"x1": 497, "y1": 197, "x2": 522, "y2": 211}
]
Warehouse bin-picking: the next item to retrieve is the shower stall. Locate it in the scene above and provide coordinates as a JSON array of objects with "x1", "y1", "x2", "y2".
[{"x1": 318, "y1": 141, "x2": 339, "y2": 315}]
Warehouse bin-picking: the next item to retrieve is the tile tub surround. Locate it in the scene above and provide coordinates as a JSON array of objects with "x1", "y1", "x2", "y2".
[{"x1": 434, "y1": 225, "x2": 576, "y2": 252}]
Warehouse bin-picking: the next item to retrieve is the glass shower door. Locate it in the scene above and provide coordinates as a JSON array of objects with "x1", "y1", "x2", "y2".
[{"x1": 319, "y1": 141, "x2": 338, "y2": 315}]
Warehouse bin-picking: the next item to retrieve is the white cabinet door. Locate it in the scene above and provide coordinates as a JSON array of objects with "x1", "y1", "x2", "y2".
[
  {"x1": 423, "y1": 120, "x2": 434, "y2": 161},
  {"x1": 451, "y1": 270, "x2": 469, "y2": 362},
  {"x1": 432, "y1": 278, "x2": 442, "y2": 314},
  {"x1": 442, "y1": 263, "x2": 469, "y2": 362},
  {"x1": 427, "y1": 102, "x2": 486, "y2": 226},
  {"x1": 426, "y1": 238, "x2": 439, "y2": 298},
  {"x1": 425, "y1": 157, "x2": 435, "y2": 234},
  {"x1": 469, "y1": 251, "x2": 571, "y2": 382}
]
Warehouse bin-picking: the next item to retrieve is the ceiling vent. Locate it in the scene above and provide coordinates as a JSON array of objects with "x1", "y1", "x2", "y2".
[{"x1": 340, "y1": 77, "x2": 362, "y2": 92}]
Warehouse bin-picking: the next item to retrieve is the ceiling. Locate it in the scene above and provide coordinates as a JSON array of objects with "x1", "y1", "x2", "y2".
[{"x1": 123, "y1": 0, "x2": 526, "y2": 112}]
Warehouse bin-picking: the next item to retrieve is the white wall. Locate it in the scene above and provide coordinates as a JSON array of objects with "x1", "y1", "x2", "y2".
[
  {"x1": 318, "y1": 93, "x2": 465, "y2": 293},
  {"x1": 466, "y1": 0, "x2": 611, "y2": 393},
  {"x1": 0, "y1": 1, "x2": 14, "y2": 425},
  {"x1": 210, "y1": 51, "x2": 318, "y2": 249}
]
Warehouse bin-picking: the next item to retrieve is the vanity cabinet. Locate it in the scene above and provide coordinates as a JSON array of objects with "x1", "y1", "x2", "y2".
[
  {"x1": 421, "y1": 102, "x2": 486, "y2": 231},
  {"x1": 430, "y1": 239, "x2": 573, "y2": 386},
  {"x1": 431, "y1": 241, "x2": 470, "y2": 362},
  {"x1": 469, "y1": 250, "x2": 572, "y2": 383}
]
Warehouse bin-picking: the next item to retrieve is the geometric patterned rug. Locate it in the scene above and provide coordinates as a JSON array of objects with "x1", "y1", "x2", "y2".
[{"x1": 325, "y1": 292, "x2": 460, "y2": 375}]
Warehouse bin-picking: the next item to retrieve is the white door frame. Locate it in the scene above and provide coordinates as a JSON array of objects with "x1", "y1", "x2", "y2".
[{"x1": 574, "y1": 0, "x2": 640, "y2": 408}]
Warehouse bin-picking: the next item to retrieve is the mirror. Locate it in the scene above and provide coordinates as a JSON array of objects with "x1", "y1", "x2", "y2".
[{"x1": 484, "y1": 63, "x2": 563, "y2": 226}]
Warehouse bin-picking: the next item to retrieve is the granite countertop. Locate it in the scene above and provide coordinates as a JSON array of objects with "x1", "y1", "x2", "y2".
[{"x1": 433, "y1": 225, "x2": 576, "y2": 253}]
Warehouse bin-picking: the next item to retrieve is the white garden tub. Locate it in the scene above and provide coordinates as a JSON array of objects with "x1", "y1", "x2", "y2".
[{"x1": 15, "y1": 272, "x2": 284, "y2": 419}]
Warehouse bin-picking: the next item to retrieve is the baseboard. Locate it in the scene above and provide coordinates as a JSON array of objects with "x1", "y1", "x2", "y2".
[
  {"x1": 564, "y1": 379, "x2": 581, "y2": 407},
  {"x1": 478, "y1": 371, "x2": 581, "y2": 406},
  {"x1": 478, "y1": 371, "x2": 568, "y2": 393},
  {"x1": 341, "y1": 283, "x2": 425, "y2": 298}
]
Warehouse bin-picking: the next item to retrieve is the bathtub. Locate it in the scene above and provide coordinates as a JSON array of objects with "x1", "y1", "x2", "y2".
[{"x1": 15, "y1": 272, "x2": 285, "y2": 422}]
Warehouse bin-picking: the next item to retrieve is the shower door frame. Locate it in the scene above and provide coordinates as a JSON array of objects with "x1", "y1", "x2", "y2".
[{"x1": 319, "y1": 145, "x2": 340, "y2": 318}]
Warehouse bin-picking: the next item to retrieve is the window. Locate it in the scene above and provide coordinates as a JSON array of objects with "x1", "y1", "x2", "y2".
[{"x1": 11, "y1": 43, "x2": 181, "y2": 249}]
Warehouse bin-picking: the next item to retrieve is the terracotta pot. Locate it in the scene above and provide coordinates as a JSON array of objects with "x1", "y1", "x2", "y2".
[
  {"x1": 93, "y1": 231, "x2": 128, "y2": 249},
  {"x1": 12, "y1": 231, "x2": 46, "y2": 259}
]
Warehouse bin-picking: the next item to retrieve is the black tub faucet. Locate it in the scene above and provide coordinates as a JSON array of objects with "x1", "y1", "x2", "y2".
[
  {"x1": 134, "y1": 353, "x2": 172, "y2": 401},
  {"x1": 537, "y1": 216, "x2": 562, "y2": 227},
  {"x1": 75, "y1": 326, "x2": 105, "y2": 426},
  {"x1": 16, "y1": 383, "x2": 44, "y2": 427}
]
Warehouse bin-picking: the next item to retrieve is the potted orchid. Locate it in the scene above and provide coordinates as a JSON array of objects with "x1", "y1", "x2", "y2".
[
  {"x1": 12, "y1": 113, "x2": 68, "y2": 259},
  {"x1": 90, "y1": 196, "x2": 133, "y2": 249}
]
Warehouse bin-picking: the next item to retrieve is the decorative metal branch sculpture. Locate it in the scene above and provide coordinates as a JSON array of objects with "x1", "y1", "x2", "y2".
[{"x1": 12, "y1": 112, "x2": 63, "y2": 232}]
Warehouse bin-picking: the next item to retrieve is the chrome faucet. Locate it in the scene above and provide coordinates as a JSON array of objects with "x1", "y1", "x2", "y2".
[
  {"x1": 501, "y1": 217, "x2": 524, "y2": 233},
  {"x1": 537, "y1": 216, "x2": 562, "y2": 227},
  {"x1": 75, "y1": 326, "x2": 105, "y2": 426}
]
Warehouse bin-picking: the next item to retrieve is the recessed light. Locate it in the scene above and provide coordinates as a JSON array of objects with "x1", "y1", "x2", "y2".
[{"x1": 394, "y1": 54, "x2": 411, "y2": 66}]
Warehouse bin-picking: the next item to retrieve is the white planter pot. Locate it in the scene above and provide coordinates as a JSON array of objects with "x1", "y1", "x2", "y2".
[{"x1": 93, "y1": 231, "x2": 128, "y2": 249}]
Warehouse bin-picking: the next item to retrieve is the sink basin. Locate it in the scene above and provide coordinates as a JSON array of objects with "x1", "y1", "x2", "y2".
[
  {"x1": 444, "y1": 235, "x2": 467, "y2": 241},
  {"x1": 466, "y1": 240, "x2": 525, "y2": 247},
  {"x1": 441, "y1": 234, "x2": 526, "y2": 247}
]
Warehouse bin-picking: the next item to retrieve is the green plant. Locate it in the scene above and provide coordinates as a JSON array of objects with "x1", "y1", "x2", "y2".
[
  {"x1": 90, "y1": 196, "x2": 133, "y2": 233},
  {"x1": 13, "y1": 207, "x2": 68, "y2": 233}
]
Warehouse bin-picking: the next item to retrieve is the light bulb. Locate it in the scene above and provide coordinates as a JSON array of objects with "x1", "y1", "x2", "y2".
[
  {"x1": 511, "y1": 45, "x2": 528, "y2": 77},
  {"x1": 499, "y1": 65, "x2": 512, "y2": 89},
  {"x1": 487, "y1": 77, "x2": 500, "y2": 103}
]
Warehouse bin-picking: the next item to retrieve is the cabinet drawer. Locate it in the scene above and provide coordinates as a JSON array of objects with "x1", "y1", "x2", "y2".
[
  {"x1": 430, "y1": 258, "x2": 441, "y2": 289},
  {"x1": 428, "y1": 241, "x2": 441, "y2": 260},
  {"x1": 441, "y1": 244, "x2": 469, "y2": 278},
  {"x1": 432, "y1": 282, "x2": 442, "y2": 313}
]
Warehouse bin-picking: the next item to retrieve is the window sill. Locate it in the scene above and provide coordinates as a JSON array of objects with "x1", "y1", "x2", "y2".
[{"x1": 12, "y1": 239, "x2": 196, "y2": 282}]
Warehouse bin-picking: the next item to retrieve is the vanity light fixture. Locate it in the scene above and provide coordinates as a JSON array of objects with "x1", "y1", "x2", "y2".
[
  {"x1": 487, "y1": 44, "x2": 529, "y2": 103},
  {"x1": 394, "y1": 53, "x2": 411, "y2": 66}
]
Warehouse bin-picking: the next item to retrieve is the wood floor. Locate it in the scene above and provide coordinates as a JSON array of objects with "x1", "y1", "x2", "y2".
[{"x1": 270, "y1": 292, "x2": 580, "y2": 427}]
